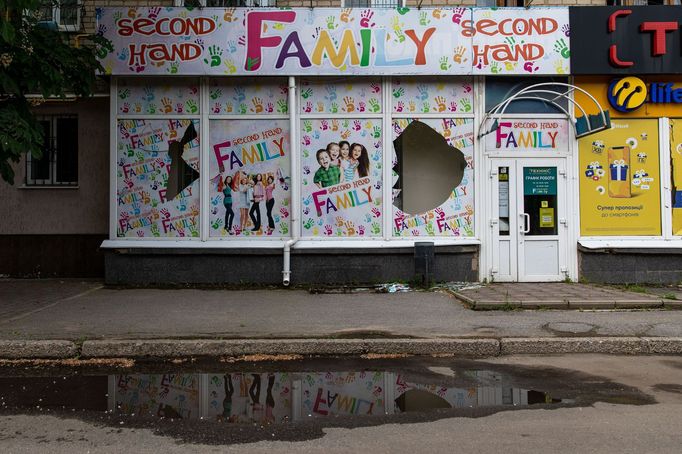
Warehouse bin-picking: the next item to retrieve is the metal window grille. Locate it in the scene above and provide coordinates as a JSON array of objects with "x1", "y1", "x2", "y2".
[
  {"x1": 181, "y1": 0, "x2": 278, "y2": 6},
  {"x1": 343, "y1": 0, "x2": 403, "y2": 6},
  {"x1": 26, "y1": 116, "x2": 78, "y2": 186},
  {"x1": 607, "y1": 0, "x2": 680, "y2": 4},
  {"x1": 39, "y1": 1, "x2": 81, "y2": 31}
]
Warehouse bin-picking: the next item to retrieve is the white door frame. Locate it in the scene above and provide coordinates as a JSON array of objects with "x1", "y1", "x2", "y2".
[{"x1": 486, "y1": 156, "x2": 569, "y2": 282}]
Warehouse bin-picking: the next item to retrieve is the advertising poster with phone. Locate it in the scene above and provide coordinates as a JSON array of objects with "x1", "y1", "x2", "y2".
[{"x1": 578, "y1": 119, "x2": 661, "y2": 236}]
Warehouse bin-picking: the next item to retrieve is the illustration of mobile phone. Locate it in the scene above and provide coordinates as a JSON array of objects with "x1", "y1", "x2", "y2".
[{"x1": 608, "y1": 146, "x2": 631, "y2": 198}]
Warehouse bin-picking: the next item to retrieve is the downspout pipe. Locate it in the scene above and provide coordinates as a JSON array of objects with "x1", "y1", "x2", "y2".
[{"x1": 283, "y1": 76, "x2": 299, "y2": 286}]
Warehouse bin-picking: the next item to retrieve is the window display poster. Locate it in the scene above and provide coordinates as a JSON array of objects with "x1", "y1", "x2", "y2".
[
  {"x1": 301, "y1": 372, "x2": 385, "y2": 417},
  {"x1": 117, "y1": 119, "x2": 200, "y2": 238},
  {"x1": 300, "y1": 119, "x2": 383, "y2": 237},
  {"x1": 206, "y1": 373, "x2": 292, "y2": 424},
  {"x1": 392, "y1": 118, "x2": 475, "y2": 237},
  {"x1": 115, "y1": 374, "x2": 200, "y2": 420},
  {"x1": 578, "y1": 119, "x2": 660, "y2": 236},
  {"x1": 672, "y1": 119, "x2": 682, "y2": 236},
  {"x1": 209, "y1": 119, "x2": 291, "y2": 237}
]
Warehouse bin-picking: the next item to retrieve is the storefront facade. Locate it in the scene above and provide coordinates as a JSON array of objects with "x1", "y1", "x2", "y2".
[
  {"x1": 95, "y1": 6, "x2": 587, "y2": 285},
  {"x1": 4, "y1": 4, "x2": 682, "y2": 285}
]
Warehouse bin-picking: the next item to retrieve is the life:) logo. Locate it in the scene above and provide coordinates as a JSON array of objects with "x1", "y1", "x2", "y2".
[{"x1": 607, "y1": 77, "x2": 648, "y2": 113}]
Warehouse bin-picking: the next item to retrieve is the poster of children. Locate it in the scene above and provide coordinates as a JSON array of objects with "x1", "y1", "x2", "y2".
[
  {"x1": 300, "y1": 119, "x2": 383, "y2": 237},
  {"x1": 392, "y1": 118, "x2": 475, "y2": 237},
  {"x1": 209, "y1": 120, "x2": 291, "y2": 237},
  {"x1": 116, "y1": 119, "x2": 200, "y2": 238},
  {"x1": 206, "y1": 373, "x2": 292, "y2": 424}
]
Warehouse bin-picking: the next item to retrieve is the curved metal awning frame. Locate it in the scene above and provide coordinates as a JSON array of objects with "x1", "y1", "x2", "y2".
[{"x1": 477, "y1": 82, "x2": 611, "y2": 141}]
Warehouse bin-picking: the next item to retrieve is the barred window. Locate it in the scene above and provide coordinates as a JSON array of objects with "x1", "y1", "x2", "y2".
[
  {"x1": 26, "y1": 116, "x2": 78, "y2": 186},
  {"x1": 342, "y1": 0, "x2": 404, "y2": 6},
  {"x1": 39, "y1": 1, "x2": 81, "y2": 32},
  {"x1": 177, "y1": 0, "x2": 277, "y2": 6}
]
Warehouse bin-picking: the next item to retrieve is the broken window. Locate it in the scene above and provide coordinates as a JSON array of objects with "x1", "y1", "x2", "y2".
[
  {"x1": 116, "y1": 119, "x2": 201, "y2": 238},
  {"x1": 391, "y1": 78, "x2": 475, "y2": 237}
]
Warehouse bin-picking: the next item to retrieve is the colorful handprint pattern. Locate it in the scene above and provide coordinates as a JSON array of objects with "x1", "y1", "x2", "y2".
[
  {"x1": 117, "y1": 78, "x2": 200, "y2": 115},
  {"x1": 392, "y1": 118, "x2": 474, "y2": 237},
  {"x1": 300, "y1": 119, "x2": 383, "y2": 237},
  {"x1": 299, "y1": 78, "x2": 382, "y2": 115},
  {"x1": 208, "y1": 119, "x2": 291, "y2": 238},
  {"x1": 391, "y1": 77, "x2": 474, "y2": 114},
  {"x1": 116, "y1": 119, "x2": 200, "y2": 238},
  {"x1": 208, "y1": 78, "x2": 289, "y2": 115}
]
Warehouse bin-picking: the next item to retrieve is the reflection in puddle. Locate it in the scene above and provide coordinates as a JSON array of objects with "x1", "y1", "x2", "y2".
[{"x1": 0, "y1": 369, "x2": 564, "y2": 424}]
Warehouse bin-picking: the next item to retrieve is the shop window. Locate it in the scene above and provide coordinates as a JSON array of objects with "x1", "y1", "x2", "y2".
[
  {"x1": 209, "y1": 119, "x2": 291, "y2": 237},
  {"x1": 26, "y1": 116, "x2": 78, "y2": 186},
  {"x1": 116, "y1": 119, "x2": 201, "y2": 238},
  {"x1": 485, "y1": 77, "x2": 569, "y2": 115},
  {"x1": 39, "y1": 1, "x2": 81, "y2": 32},
  {"x1": 117, "y1": 78, "x2": 200, "y2": 116},
  {"x1": 300, "y1": 119, "x2": 383, "y2": 237},
  {"x1": 209, "y1": 78, "x2": 288, "y2": 115},
  {"x1": 391, "y1": 77, "x2": 475, "y2": 238},
  {"x1": 392, "y1": 118, "x2": 474, "y2": 237},
  {"x1": 578, "y1": 119, "x2": 661, "y2": 237},
  {"x1": 300, "y1": 78, "x2": 382, "y2": 115}
]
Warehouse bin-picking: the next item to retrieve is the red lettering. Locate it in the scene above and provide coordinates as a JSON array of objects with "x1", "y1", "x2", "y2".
[
  {"x1": 117, "y1": 16, "x2": 216, "y2": 37},
  {"x1": 640, "y1": 21, "x2": 679, "y2": 56}
]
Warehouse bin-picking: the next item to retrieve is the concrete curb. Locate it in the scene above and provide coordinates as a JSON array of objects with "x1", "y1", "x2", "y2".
[
  {"x1": 500, "y1": 337, "x2": 649, "y2": 355},
  {"x1": 80, "y1": 338, "x2": 501, "y2": 359},
  {"x1": 0, "y1": 340, "x2": 77, "y2": 359},
  {"x1": 3, "y1": 337, "x2": 681, "y2": 360}
]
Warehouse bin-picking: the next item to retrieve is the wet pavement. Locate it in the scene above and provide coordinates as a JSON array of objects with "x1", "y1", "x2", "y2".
[
  {"x1": 0, "y1": 356, "x2": 655, "y2": 446},
  {"x1": 1, "y1": 354, "x2": 681, "y2": 452}
]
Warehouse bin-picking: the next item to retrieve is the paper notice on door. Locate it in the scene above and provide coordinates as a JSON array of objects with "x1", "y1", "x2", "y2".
[{"x1": 539, "y1": 207, "x2": 555, "y2": 228}]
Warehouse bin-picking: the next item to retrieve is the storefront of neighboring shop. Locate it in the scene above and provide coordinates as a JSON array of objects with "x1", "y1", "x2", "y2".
[
  {"x1": 97, "y1": 6, "x2": 586, "y2": 285},
  {"x1": 572, "y1": 6, "x2": 682, "y2": 284}
]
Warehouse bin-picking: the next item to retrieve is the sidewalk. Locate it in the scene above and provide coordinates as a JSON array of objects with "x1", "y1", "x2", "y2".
[{"x1": 1, "y1": 279, "x2": 681, "y2": 359}]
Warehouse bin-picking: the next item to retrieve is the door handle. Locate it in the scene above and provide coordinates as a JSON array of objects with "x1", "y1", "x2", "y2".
[{"x1": 521, "y1": 213, "x2": 530, "y2": 234}]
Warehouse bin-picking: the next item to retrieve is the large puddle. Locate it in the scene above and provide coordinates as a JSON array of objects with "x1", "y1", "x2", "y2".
[{"x1": 0, "y1": 358, "x2": 653, "y2": 443}]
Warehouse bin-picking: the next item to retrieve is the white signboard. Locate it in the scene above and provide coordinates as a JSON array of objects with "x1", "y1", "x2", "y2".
[{"x1": 96, "y1": 7, "x2": 569, "y2": 76}]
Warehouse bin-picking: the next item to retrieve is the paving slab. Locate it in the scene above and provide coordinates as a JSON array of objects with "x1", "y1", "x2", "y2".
[{"x1": 453, "y1": 283, "x2": 663, "y2": 310}]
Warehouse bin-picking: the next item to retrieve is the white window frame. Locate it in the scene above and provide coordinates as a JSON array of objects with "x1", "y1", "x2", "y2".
[
  {"x1": 389, "y1": 76, "x2": 477, "y2": 240},
  {"x1": 41, "y1": 1, "x2": 81, "y2": 32},
  {"x1": 174, "y1": 0, "x2": 276, "y2": 6},
  {"x1": 340, "y1": 0, "x2": 406, "y2": 7},
  {"x1": 25, "y1": 115, "x2": 79, "y2": 187},
  {"x1": 105, "y1": 76, "x2": 483, "y2": 249}
]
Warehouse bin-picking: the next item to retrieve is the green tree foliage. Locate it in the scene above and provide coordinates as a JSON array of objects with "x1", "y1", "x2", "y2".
[{"x1": 0, "y1": 1, "x2": 107, "y2": 184}]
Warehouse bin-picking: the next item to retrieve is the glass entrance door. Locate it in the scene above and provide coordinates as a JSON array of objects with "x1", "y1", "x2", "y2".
[{"x1": 490, "y1": 158, "x2": 567, "y2": 282}]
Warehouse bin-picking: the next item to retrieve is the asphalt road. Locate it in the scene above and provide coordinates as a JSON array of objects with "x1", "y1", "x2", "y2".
[{"x1": 0, "y1": 354, "x2": 681, "y2": 453}]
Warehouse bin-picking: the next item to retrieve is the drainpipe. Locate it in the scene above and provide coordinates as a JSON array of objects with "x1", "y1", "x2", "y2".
[{"x1": 283, "y1": 76, "x2": 298, "y2": 286}]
